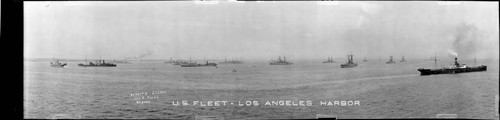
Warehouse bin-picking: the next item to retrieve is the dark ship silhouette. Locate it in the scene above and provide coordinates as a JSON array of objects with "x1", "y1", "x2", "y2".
[
  {"x1": 50, "y1": 59, "x2": 67, "y2": 67},
  {"x1": 323, "y1": 57, "x2": 335, "y2": 63},
  {"x1": 386, "y1": 56, "x2": 396, "y2": 64},
  {"x1": 270, "y1": 56, "x2": 293, "y2": 65},
  {"x1": 418, "y1": 57, "x2": 486, "y2": 75},
  {"x1": 78, "y1": 59, "x2": 116, "y2": 67},
  {"x1": 180, "y1": 58, "x2": 217, "y2": 67},
  {"x1": 340, "y1": 54, "x2": 357, "y2": 68}
]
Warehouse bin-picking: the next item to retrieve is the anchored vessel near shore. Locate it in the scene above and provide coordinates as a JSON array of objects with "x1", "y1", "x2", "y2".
[
  {"x1": 400, "y1": 56, "x2": 406, "y2": 62},
  {"x1": 270, "y1": 56, "x2": 293, "y2": 65},
  {"x1": 340, "y1": 54, "x2": 357, "y2": 68},
  {"x1": 78, "y1": 59, "x2": 117, "y2": 67},
  {"x1": 417, "y1": 57, "x2": 486, "y2": 75},
  {"x1": 323, "y1": 57, "x2": 335, "y2": 63},
  {"x1": 50, "y1": 59, "x2": 67, "y2": 67},
  {"x1": 386, "y1": 56, "x2": 396, "y2": 64}
]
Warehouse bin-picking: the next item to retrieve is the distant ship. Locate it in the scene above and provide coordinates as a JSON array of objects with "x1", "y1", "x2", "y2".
[
  {"x1": 386, "y1": 56, "x2": 396, "y2": 64},
  {"x1": 112, "y1": 58, "x2": 130, "y2": 64},
  {"x1": 400, "y1": 56, "x2": 406, "y2": 62},
  {"x1": 50, "y1": 59, "x2": 67, "y2": 67},
  {"x1": 417, "y1": 57, "x2": 486, "y2": 75},
  {"x1": 340, "y1": 54, "x2": 357, "y2": 68},
  {"x1": 322, "y1": 57, "x2": 335, "y2": 63},
  {"x1": 78, "y1": 59, "x2": 117, "y2": 67},
  {"x1": 172, "y1": 60, "x2": 187, "y2": 65},
  {"x1": 181, "y1": 61, "x2": 217, "y2": 67},
  {"x1": 219, "y1": 57, "x2": 243, "y2": 64},
  {"x1": 362, "y1": 57, "x2": 368, "y2": 62},
  {"x1": 270, "y1": 56, "x2": 293, "y2": 65},
  {"x1": 164, "y1": 57, "x2": 175, "y2": 64}
]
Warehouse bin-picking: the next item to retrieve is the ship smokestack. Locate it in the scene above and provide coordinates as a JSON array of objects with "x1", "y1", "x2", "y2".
[{"x1": 455, "y1": 57, "x2": 459, "y2": 67}]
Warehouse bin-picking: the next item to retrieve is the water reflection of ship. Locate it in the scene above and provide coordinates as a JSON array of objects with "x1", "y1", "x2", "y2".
[
  {"x1": 219, "y1": 57, "x2": 243, "y2": 64},
  {"x1": 400, "y1": 56, "x2": 406, "y2": 62},
  {"x1": 78, "y1": 59, "x2": 117, "y2": 67},
  {"x1": 269, "y1": 56, "x2": 293, "y2": 65},
  {"x1": 417, "y1": 57, "x2": 486, "y2": 75},
  {"x1": 340, "y1": 54, "x2": 357, "y2": 68},
  {"x1": 50, "y1": 59, "x2": 67, "y2": 67},
  {"x1": 323, "y1": 57, "x2": 335, "y2": 63},
  {"x1": 362, "y1": 57, "x2": 368, "y2": 62},
  {"x1": 386, "y1": 56, "x2": 396, "y2": 64}
]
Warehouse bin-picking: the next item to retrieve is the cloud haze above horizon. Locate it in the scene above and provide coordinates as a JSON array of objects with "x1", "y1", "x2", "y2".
[{"x1": 24, "y1": 1, "x2": 499, "y2": 60}]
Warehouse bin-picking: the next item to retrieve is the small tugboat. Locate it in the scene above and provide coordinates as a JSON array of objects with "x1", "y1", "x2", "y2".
[
  {"x1": 269, "y1": 56, "x2": 293, "y2": 65},
  {"x1": 400, "y1": 56, "x2": 406, "y2": 62},
  {"x1": 417, "y1": 57, "x2": 486, "y2": 75},
  {"x1": 386, "y1": 56, "x2": 396, "y2": 64},
  {"x1": 50, "y1": 59, "x2": 67, "y2": 67},
  {"x1": 340, "y1": 54, "x2": 357, "y2": 68},
  {"x1": 362, "y1": 57, "x2": 368, "y2": 62},
  {"x1": 323, "y1": 57, "x2": 335, "y2": 63},
  {"x1": 78, "y1": 59, "x2": 117, "y2": 67}
]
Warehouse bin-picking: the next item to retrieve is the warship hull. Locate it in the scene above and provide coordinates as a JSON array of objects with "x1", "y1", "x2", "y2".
[
  {"x1": 340, "y1": 63, "x2": 357, "y2": 68},
  {"x1": 417, "y1": 66, "x2": 487, "y2": 75},
  {"x1": 269, "y1": 63, "x2": 293, "y2": 65}
]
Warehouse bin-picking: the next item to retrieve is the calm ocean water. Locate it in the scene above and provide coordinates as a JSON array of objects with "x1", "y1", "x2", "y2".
[{"x1": 24, "y1": 59, "x2": 499, "y2": 119}]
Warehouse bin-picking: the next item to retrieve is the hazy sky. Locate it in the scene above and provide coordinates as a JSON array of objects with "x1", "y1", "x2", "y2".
[{"x1": 24, "y1": 1, "x2": 499, "y2": 60}]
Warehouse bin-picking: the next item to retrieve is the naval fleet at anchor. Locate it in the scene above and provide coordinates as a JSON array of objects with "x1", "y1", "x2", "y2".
[{"x1": 47, "y1": 53, "x2": 488, "y2": 76}]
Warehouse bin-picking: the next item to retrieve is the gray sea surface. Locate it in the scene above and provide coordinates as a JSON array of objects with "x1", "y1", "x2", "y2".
[{"x1": 24, "y1": 59, "x2": 499, "y2": 119}]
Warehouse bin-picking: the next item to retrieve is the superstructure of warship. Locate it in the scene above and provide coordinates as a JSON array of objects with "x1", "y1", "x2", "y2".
[
  {"x1": 323, "y1": 57, "x2": 335, "y2": 63},
  {"x1": 219, "y1": 57, "x2": 243, "y2": 64},
  {"x1": 386, "y1": 56, "x2": 396, "y2": 64},
  {"x1": 50, "y1": 59, "x2": 67, "y2": 67},
  {"x1": 340, "y1": 54, "x2": 357, "y2": 68},
  {"x1": 269, "y1": 56, "x2": 293, "y2": 65}
]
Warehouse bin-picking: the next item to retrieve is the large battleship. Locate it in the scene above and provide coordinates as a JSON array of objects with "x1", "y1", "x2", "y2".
[
  {"x1": 386, "y1": 56, "x2": 396, "y2": 64},
  {"x1": 269, "y1": 56, "x2": 293, "y2": 65},
  {"x1": 78, "y1": 59, "x2": 117, "y2": 67},
  {"x1": 340, "y1": 54, "x2": 357, "y2": 68},
  {"x1": 322, "y1": 57, "x2": 335, "y2": 63},
  {"x1": 219, "y1": 57, "x2": 243, "y2": 64},
  {"x1": 180, "y1": 61, "x2": 217, "y2": 67},
  {"x1": 50, "y1": 59, "x2": 67, "y2": 67},
  {"x1": 417, "y1": 57, "x2": 486, "y2": 75},
  {"x1": 180, "y1": 58, "x2": 217, "y2": 67},
  {"x1": 400, "y1": 56, "x2": 406, "y2": 62}
]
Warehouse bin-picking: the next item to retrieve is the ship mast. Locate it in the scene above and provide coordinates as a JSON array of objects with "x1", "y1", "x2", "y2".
[{"x1": 434, "y1": 52, "x2": 437, "y2": 68}]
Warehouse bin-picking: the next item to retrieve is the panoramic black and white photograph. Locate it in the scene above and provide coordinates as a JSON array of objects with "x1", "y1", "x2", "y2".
[{"x1": 24, "y1": 1, "x2": 498, "y2": 119}]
